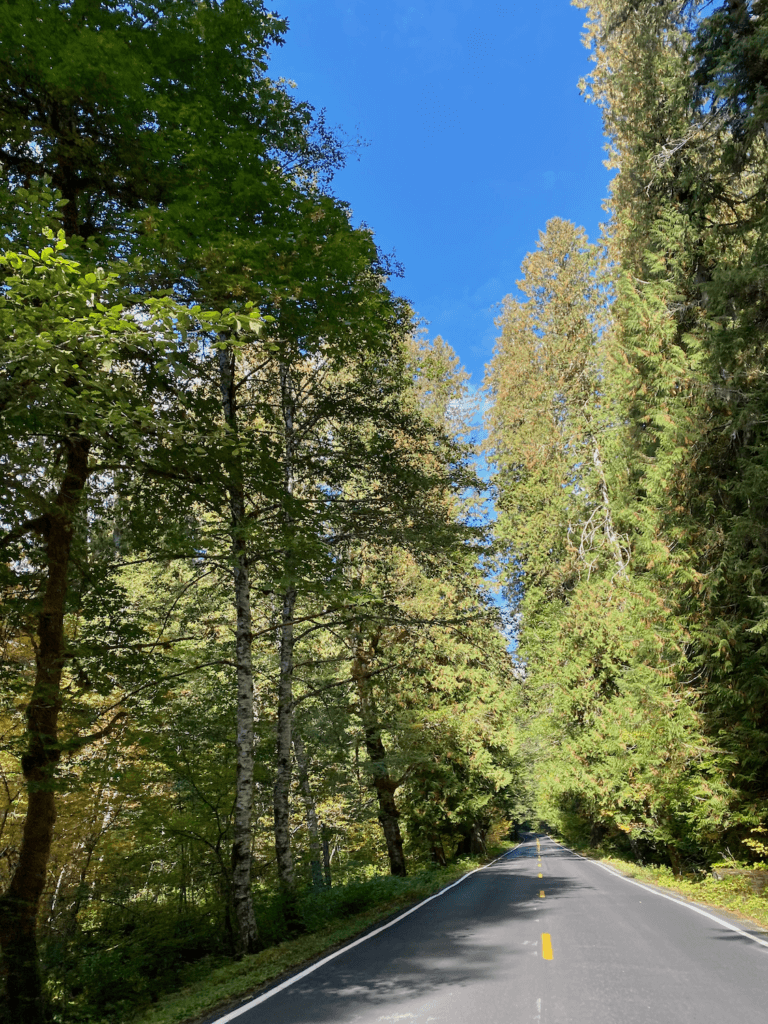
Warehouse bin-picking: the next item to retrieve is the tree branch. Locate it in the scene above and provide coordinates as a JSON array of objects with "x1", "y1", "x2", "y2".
[
  {"x1": 0, "y1": 515, "x2": 49, "y2": 548},
  {"x1": 65, "y1": 712, "x2": 128, "y2": 753}
]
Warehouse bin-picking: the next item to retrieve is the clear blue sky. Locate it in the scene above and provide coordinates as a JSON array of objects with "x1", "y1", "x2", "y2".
[{"x1": 267, "y1": 0, "x2": 609, "y2": 387}]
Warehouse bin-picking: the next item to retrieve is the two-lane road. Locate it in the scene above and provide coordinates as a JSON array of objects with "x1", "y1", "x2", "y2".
[{"x1": 209, "y1": 836, "x2": 768, "y2": 1023}]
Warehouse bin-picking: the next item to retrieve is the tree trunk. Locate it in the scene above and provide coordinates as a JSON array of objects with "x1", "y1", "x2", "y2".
[
  {"x1": 321, "y1": 824, "x2": 332, "y2": 887},
  {"x1": 274, "y1": 585, "x2": 297, "y2": 894},
  {"x1": 369, "y1": 742, "x2": 407, "y2": 877},
  {"x1": 628, "y1": 834, "x2": 644, "y2": 866},
  {"x1": 430, "y1": 840, "x2": 447, "y2": 866},
  {"x1": 352, "y1": 642, "x2": 407, "y2": 877},
  {"x1": 470, "y1": 823, "x2": 487, "y2": 856},
  {"x1": 218, "y1": 345, "x2": 259, "y2": 956},
  {"x1": 0, "y1": 434, "x2": 90, "y2": 1023},
  {"x1": 592, "y1": 441, "x2": 627, "y2": 574},
  {"x1": 667, "y1": 843, "x2": 683, "y2": 875},
  {"x1": 293, "y1": 733, "x2": 323, "y2": 888},
  {"x1": 274, "y1": 363, "x2": 297, "y2": 899}
]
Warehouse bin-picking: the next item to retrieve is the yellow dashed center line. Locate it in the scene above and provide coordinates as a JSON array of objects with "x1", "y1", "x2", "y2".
[
  {"x1": 538, "y1": 872, "x2": 543, "y2": 878},
  {"x1": 541, "y1": 933, "x2": 553, "y2": 960}
]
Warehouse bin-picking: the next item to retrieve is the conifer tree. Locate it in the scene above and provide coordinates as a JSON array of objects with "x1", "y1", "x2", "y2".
[
  {"x1": 485, "y1": 215, "x2": 728, "y2": 858},
  {"x1": 575, "y1": 0, "x2": 768, "y2": 855}
]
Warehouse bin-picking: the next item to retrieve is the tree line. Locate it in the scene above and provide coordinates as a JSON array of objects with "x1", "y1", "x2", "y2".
[
  {"x1": 5, "y1": 1, "x2": 768, "y2": 1021},
  {"x1": 486, "y1": 0, "x2": 768, "y2": 870},
  {"x1": 0, "y1": 3, "x2": 517, "y2": 1021}
]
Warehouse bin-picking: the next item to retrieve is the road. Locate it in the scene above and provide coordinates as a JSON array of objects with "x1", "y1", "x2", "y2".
[{"x1": 208, "y1": 835, "x2": 768, "y2": 1024}]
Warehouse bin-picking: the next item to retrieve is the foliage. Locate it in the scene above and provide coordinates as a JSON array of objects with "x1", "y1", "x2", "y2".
[
  {"x1": 483, "y1": 0, "x2": 768, "y2": 871},
  {"x1": 42, "y1": 858, "x2": 498, "y2": 1023},
  {"x1": 10, "y1": 0, "x2": 768, "y2": 1017},
  {"x1": 122, "y1": 857, "x2": 498, "y2": 1024},
  {"x1": 0, "y1": 45, "x2": 516, "y2": 1017}
]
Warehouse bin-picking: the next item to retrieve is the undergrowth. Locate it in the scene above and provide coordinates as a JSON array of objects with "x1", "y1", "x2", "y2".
[{"x1": 59, "y1": 852, "x2": 502, "y2": 1024}]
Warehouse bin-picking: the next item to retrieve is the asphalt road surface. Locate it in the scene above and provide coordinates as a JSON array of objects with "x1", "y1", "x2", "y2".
[{"x1": 209, "y1": 834, "x2": 768, "y2": 1024}]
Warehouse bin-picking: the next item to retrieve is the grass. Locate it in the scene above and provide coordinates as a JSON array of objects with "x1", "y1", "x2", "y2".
[
  {"x1": 574, "y1": 849, "x2": 768, "y2": 932},
  {"x1": 127, "y1": 852, "x2": 504, "y2": 1024}
]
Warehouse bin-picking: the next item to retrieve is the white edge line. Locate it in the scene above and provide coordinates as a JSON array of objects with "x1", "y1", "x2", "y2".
[
  {"x1": 208, "y1": 843, "x2": 523, "y2": 1023},
  {"x1": 545, "y1": 836, "x2": 768, "y2": 951}
]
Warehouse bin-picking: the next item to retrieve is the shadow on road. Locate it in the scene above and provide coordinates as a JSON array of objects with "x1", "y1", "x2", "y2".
[{"x1": 238, "y1": 842, "x2": 591, "y2": 1024}]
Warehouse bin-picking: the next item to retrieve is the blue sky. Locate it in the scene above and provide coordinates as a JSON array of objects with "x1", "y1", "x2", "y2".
[{"x1": 267, "y1": 0, "x2": 609, "y2": 387}]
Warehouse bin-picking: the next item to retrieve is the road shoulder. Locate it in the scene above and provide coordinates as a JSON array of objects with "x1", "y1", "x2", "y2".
[{"x1": 549, "y1": 837, "x2": 768, "y2": 941}]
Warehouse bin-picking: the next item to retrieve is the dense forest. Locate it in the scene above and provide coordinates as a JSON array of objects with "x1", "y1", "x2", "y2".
[
  {"x1": 1, "y1": 1, "x2": 767, "y2": 1021},
  {"x1": 487, "y1": 0, "x2": 768, "y2": 868}
]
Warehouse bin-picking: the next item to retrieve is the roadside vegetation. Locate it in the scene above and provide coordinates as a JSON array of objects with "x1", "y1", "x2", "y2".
[
  {"x1": 125, "y1": 851, "x2": 507, "y2": 1024},
  {"x1": 0, "y1": 5, "x2": 517, "y2": 1022},
  {"x1": 3, "y1": 2, "x2": 768, "y2": 1021}
]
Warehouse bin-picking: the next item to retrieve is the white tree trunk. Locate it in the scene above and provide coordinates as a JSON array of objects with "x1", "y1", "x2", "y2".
[{"x1": 218, "y1": 345, "x2": 259, "y2": 955}]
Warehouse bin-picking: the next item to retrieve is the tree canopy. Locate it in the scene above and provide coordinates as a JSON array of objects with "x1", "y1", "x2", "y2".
[{"x1": 3, "y1": 2, "x2": 768, "y2": 1021}]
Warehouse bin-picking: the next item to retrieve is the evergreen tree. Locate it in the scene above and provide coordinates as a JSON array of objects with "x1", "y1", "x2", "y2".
[
  {"x1": 576, "y1": 0, "x2": 768, "y2": 855},
  {"x1": 485, "y1": 215, "x2": 729, "y2": 859}
]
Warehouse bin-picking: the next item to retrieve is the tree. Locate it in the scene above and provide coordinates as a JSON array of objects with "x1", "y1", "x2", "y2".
[
  {"x1": 0, "y1": 0, "x2": 334, "y2": 248},
  {"x1": 0, "y1": 0, "x2": 349, "y2": 960},
  {"x1": 0, "y1": 225, "x2": 227, "y2": 1021},
  {"x1": 484, "y1": 214, "x2": 730, "y2": 860},
  {"x1": 0, "y1": 6, "x2": 526, "y2": 1015},
  {"x1": 320, "y1": 334, "x2": 511, "y2": 875},
  {"x1": 485, "y1": 218, "x2": 617, "y2": 607},
  {"x1": 573, "y1": 0, "x2": 768, "y2": 857}
]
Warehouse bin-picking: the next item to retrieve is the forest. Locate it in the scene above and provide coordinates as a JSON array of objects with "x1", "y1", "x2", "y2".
[{"x1": 1, "y1": 1, "x2": 767, "y2": 1022}]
